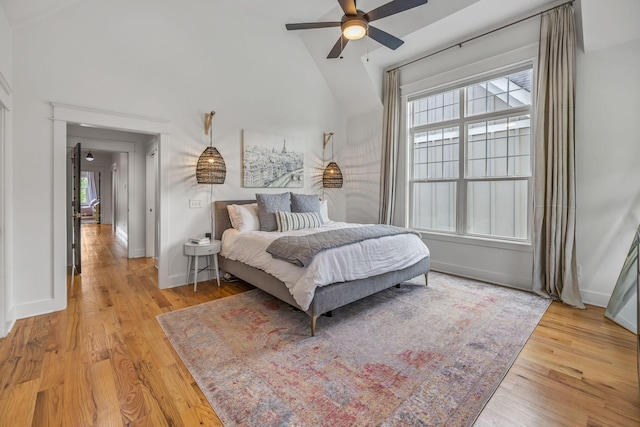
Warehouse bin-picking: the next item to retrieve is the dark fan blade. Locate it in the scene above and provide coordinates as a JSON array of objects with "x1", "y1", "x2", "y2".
[
  {"x1": 328, "y1": 35, "x2": 349, "y2": 58},
  {"x1": 286, "y1": 22, "x2": 341, "y2": 30},
  {"x1": 368, "y1": 26, "x2": 404, "y2": 50},
  {"x1": 365, "y1": 0, "x2": 428, "y2": 22},
  {"x1": 338, "y1": 0, "x2": 357, "y2": 16}
]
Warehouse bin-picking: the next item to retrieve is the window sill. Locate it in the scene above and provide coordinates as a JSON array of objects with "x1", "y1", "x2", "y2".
[{"x1": 414, "y1": 230, "x2": 533, "y2": 253}]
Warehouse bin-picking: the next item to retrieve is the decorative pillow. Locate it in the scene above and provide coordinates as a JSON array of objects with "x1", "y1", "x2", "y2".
[
  {"x1": 291, "y1": 193, "x2": 321, "y2": 214},
  {"x1": 256, "y1": 193, "x2": 291, "y2": 232},
  {"x1": 227, "y1": 203, "x2": 259, "y2": 232},
  {"x1": 275, "y1": 211, "x2": 322, "y2": 232},
  {"x1": 319, "y1": 200, "x2": 330, "y2": 223}
]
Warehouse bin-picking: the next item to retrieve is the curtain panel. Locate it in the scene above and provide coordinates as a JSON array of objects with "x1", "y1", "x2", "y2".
[
  {"x1": 533, "y1": 4, "x2": 584, "y2": 308},
  {"x1": 378, "y1": 69, "x2": 400, "y2": 225}
]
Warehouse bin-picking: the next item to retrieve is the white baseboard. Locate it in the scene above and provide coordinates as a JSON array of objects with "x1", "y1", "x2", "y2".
[
  {"x1": 166, "y1": 273, "x2": 186, "y2": 289},
  {"x1": 580, "y1": 289, "x2": 610, "y2": 308},
  {"x1": 430, "y1": 260, "x2": 533, "y2": 291},
  {"x1": 166, "y1": 270, "x2": 216, "y2": 289},
  {"x1": 1, "y1": 306, "x2": 16, "y2": 338},
  {"x1": 130, "y1": 248, "x2": 146, "y2": 258},
  {"x1": 433, "y1": 260, "x2": 611, "y2": 308},
  {"x1": 14, "y1": 298, "x2": 57, "y2": 320}
]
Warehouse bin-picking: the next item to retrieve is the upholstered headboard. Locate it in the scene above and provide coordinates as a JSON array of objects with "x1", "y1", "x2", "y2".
[{"x1": 214, "y1": 200, "x2": 255, "y2": 240}]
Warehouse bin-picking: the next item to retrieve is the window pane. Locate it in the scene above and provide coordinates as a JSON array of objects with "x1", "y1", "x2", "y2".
[
  {"x1": 468, "y1": 159, "x2": 486, "y2": 177},
  {"x1": 466, "y1": 180, "x2": 528, "y2": 239},
  {"x1": 466, "y1": 114, "x2": 531, "y2": 178},
  {"x1": 465, "y1": 69, "x2": 532, "y2": 117},
  {"x1": 413, "y1": 182, "x2": 457, "y2": 232},
  {"x1": 412, "y1": 128, "x2": 459, "y2": 180},
  {"x1": 410, "y1": 89, "x2": 460, "y2": 126},
  {"x1": 468, "y1": 140, "x2": 486, "y2": 160}
]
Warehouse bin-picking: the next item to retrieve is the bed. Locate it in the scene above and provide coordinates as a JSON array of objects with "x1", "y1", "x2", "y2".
[{"x1": 214, "y1": 199, "x2": 430, "y2": 336}]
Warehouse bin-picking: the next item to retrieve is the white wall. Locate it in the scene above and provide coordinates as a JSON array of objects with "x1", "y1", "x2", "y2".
[
  {"x1": 112, "y1": 152, "x2": 129, "y2": 242},
  {"x1": 345, "y1": 108, "x2": 383, "y2": 224},
  {"x1": 9, "y1": 0, "x2": 346, "y2": 318},
  {"x1": 575, "y1": 37, "x2": 640, "y2": 306},
  {"x1": 0, "y1": 3, "x2": 13, "y2": 337},
  {"x1": 0, "y1": 3, "x2": 11, "y2": 85}
]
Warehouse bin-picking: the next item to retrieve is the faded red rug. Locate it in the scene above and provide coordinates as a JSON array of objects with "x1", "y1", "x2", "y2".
[{"x1": 157, "y1": 272, "x2": 550, "y2": 426}]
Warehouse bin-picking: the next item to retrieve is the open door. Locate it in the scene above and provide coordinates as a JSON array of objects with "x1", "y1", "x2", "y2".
[
  {"x1": 72, "y1": 143, "x2": 81, "y2": 274},
  {"x1": 146, "y1": 149, "x2": 157, "y2": 263}
]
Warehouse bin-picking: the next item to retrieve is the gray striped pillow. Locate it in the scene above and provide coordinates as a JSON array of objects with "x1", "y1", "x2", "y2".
[{"x1": 275, "y1": 211, "x2": 322, "y2": 232}]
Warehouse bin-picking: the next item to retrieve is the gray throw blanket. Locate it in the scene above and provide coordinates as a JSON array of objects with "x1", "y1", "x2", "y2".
[{"x1": 266, "y1": 225, "x2": 421, "y2": 267}]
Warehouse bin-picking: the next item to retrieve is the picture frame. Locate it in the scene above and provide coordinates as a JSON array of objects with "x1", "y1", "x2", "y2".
[{"x1": 242, "y1": 130, "x2": 304, "y2": 188}]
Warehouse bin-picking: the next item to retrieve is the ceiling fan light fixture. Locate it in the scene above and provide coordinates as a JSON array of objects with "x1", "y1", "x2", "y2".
[{"x1": 342, "y1": 18, "x2": 367, "y2": 40}]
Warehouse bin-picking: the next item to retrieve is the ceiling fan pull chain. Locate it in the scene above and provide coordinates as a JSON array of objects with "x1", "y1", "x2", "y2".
[{"x1": 366, "y1": 27, "x2": 370, "y2": 62}]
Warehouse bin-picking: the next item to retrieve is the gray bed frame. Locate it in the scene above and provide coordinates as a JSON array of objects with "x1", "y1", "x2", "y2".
[{"x1": 214, "y1": 200, "x2": 430, "y2": 336}]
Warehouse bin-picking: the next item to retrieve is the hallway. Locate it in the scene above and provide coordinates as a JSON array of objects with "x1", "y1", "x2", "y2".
[{"x1": 0, "y1": 223, "x2": 251, "y2": 426}]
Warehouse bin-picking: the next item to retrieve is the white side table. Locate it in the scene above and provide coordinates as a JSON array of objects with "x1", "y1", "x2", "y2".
[{"x1": 184, "y1": 240, "x2": 221, "y2": 292}]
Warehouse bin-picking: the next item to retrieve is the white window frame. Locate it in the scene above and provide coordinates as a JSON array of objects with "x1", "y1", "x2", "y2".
[{"x1": 407, "y1": 63, "x2": 534, "y2": 245}]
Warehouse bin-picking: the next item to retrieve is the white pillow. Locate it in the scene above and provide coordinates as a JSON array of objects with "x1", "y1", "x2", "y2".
[
  {"x1": 227, "y1": 203, "x2": 260, "y2": 232},
  {"x1": 275, "y1": 211, "x2": 322, "y2": 232},
  {"x1": 319, "y1": 200, "x2": 330, "y2": 223}
]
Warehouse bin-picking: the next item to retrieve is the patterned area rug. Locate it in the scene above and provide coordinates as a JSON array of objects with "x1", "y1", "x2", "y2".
[{"x1": 157, "y1": 272, "x2": 550, "y2": 426}]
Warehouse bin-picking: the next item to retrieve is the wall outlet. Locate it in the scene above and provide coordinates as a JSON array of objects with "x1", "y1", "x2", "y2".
[
  {"x1": 189, "y1": 199, "x2": 203, "y2": 208},
  {"x1": 577, "y1": 264, "x2": 582, "y2": 276}
]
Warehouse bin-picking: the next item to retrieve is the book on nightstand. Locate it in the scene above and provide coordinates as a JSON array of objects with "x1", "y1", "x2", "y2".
[{"x1": 189, "y1": 236, "x2": 211, "y2": 245}]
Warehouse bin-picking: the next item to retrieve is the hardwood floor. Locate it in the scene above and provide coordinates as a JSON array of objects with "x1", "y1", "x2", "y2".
[{"x1": 0, "y1": 224, "x2": 638, "y2": 426}]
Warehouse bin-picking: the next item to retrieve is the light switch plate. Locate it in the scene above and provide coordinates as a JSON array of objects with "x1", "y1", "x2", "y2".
[{"x1": 189, "y1": 199, "x2": 203, "y2": 208}]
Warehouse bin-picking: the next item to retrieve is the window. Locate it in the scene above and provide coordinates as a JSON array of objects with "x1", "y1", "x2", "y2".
[
  {"x1": 80, "y1": 175, "x2": 89, "y2": 204},
  {"x1": 408, "y1": 67, "x2": 533, "y2": 241},
  {"x1": 79, "y1": 171, "x2": 97, "y2": 206}
]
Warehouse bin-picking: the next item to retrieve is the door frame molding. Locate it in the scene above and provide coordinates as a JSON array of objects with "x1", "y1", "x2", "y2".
[{"x1": 53, "y1": 103, "x2": 171, "y2": 311}]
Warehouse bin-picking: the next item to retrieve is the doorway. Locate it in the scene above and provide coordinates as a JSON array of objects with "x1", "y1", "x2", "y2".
[
  {"x1": 67, "y1": 130, "x2": 158, "y2": 272},
  {"x1": 53, "y1": 104, "x2": 170, "y2": 312}
]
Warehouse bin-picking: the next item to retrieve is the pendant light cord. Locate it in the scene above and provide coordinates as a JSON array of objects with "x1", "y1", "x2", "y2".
[{"x1": 208, "y1": 111, "x2": 215, "y2": 237}]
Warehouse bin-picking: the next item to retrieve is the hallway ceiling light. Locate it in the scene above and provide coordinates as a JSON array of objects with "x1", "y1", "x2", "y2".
[{"x1": 86, "y1": 152, "x2": 95, "y2": 161}]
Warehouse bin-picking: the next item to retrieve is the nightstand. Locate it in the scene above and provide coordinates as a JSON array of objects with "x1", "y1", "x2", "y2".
[{"x1": 184, "y1": 240, "x2": 221, "y2": 292}]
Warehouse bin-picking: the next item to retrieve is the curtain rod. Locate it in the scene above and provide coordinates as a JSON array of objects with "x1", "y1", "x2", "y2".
[{"x1": 389, "y1": 0, "x2": 574, "y2": 72}]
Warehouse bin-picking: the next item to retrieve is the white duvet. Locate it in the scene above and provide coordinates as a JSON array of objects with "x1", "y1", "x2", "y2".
[{"x1": 220, "y1": 221, "x2": 430, "y2": 311}]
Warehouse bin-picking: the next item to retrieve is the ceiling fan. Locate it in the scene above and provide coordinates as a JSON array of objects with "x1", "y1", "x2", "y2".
[{"x1": 286, "y1": 0, "x2": 428, "y2": 59}]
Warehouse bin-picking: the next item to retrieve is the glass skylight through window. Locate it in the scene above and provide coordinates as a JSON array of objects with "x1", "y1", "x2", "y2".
[{"x1": 465, "y1": 69, "x2": 532, "y2": 116}]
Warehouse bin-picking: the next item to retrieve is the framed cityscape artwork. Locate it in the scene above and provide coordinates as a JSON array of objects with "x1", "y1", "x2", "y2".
[{"x1": 242, "y1": 130, "x2": 304, "y2": 188}]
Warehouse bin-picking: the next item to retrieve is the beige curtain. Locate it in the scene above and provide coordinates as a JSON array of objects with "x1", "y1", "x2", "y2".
[
  {"x1": 379, "y1": 69, "x2": 400, "y2": 224},
  {"x1": 533, "y1": 4, "x2": 584, "y2": 308}
]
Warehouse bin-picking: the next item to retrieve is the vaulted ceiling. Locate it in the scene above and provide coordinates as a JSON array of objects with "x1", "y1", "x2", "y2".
[{"x1": 1, "y1": 0, "x2": 639, "y2": 117}]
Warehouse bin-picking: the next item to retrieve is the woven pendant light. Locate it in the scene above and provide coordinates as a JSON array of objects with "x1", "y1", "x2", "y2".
[
  {"x1": 196, "y1": 147, "x2": 226, "y2": 184},
  {"x1": 322, "y1": 132, "x2": 343, "y2": 188},
  {"x1": 196, "y1": 111, "x2": 226, "y2": 184},
  {"x1": 323, "y1": 161, "x2": 343, "y2": 188}
]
